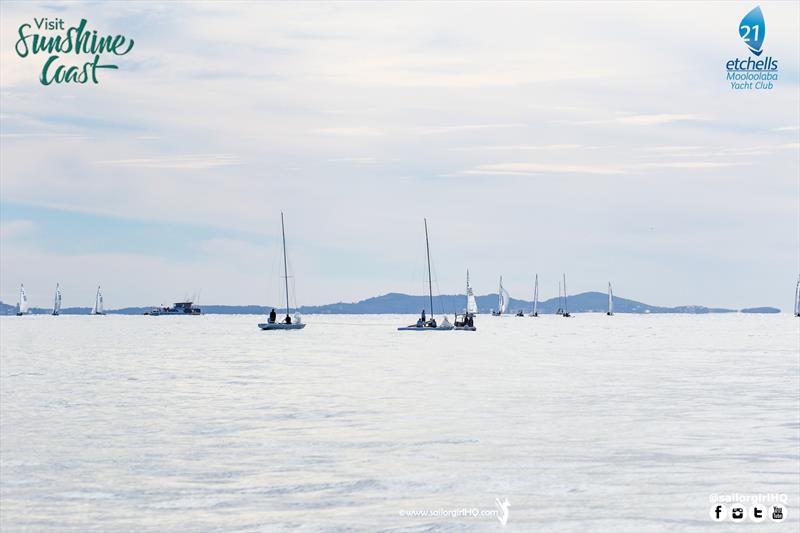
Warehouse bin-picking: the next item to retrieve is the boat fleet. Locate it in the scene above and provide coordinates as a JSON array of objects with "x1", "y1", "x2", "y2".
[
  {"x1": 10, "y1": 219, "x2": 800, "y2": 325},
  {"x1": 13, "y1": 283, "x2": 105, "y2": 316}
]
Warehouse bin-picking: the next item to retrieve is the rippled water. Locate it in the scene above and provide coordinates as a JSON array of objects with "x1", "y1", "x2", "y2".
[{"x1": 1, "y1": 314, "x2": 798, "y2": 532}]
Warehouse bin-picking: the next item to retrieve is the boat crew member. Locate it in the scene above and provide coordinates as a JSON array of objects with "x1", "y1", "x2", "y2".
[
  {"x1": 268, "y1": 308, "x2": 277, "y2": 323},
  {"x1": 284, "y1": 314, "x2": 292, "y2": 324}
]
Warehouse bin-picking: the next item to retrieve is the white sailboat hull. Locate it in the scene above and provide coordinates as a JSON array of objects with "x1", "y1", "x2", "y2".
[
  {"x1": 397, "y1": 325, "x2": 453, "y2": 331},
  {"x1": 258, "y1": 322, "x2": 306, "y2": 330}
]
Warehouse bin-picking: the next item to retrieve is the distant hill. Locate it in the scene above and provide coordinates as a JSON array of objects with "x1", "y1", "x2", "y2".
[
  {"x1": 0, "y1": 292, "x2": 780, "y2": 315},
  {"x1": 740, "y1": 306, "x2": 781, "y2": 314},
  {"x1": 299, "y1": 292, "x2": 740, "y2": 315}
]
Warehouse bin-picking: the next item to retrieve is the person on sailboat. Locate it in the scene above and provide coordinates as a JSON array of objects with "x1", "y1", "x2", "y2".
[
  {"x1": 284, "y1": 314, "x2": 292, "y2": 324},
  {"x1": 268, "y1": 309, "x2": 277, "y2": 323},
  {"x1": 428, "y1": 317, "x2": 437, "y2": 328}
]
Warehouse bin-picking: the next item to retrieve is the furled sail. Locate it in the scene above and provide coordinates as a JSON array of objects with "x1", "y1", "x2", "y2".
[{"x1": 608, "y1": 282, "x2": 614, "y2": 314}]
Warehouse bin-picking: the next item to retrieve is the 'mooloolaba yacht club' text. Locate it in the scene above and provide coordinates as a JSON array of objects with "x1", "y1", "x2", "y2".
[{"x1": 726, "y1": 56, "x2": 778, "y2": 91}]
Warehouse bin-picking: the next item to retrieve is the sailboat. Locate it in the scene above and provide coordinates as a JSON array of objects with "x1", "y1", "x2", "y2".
[
  {"x1": 794, "y1": 277, "x2": 800, "y2": 317},
  {"x1": 52, "y1": 283, "x2": 62, "y2": 316},
  {"x1": 607, "y1": 282, "x2": 614, "y2": 316},
  {"x1": 454, "y1": 269, "x2": 477, "y2": 331},
  {"x1": 91, "y1": 286, "x2": 105, "y2": 315},
  {"x1": 259, "y1": 212, "x2": 306, "y2": 330},
  {"x1": 562, "y1": 274, "x2": 572, "y2": 317},
  {"x1": 398, "y1": 219, "x2": 453, "y2": 331},
  {"x1": 491, "y1": 276, "x2": 509, "y2": 316},
  {"x1": 16, "y1": 284, "x2": 28, "y2": 316},
  {"x1": 529, "y1": 274, "x2": 539, "y2": 317}
]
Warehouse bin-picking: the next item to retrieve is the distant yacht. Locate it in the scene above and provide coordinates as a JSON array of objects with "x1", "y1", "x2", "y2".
[
  {"x1": 795, "y1": 277, "x2": 800, "y2": 317},
  {"x1": 562, "y1": 274, "x2": 572, "y2": 318},
  {"x1": 491, "y1": 276, "x2": 509, "y2": 316},
  {"x1": 91, "y1": 286, "x2": 105, "y2": 315},
  {"x1": 259, "y1": 212, "x2": 305, "y2": 330},
  {"x1": 398, "y1": 218, "x2": 453, "y2": 331},
  {"x1": 454, "y1": 269, "x2": 477, "y2": 331},
  {"x1": 146, "y1": 301, "x2": 200, "y2": 316},
  {"x1": 529, "y1": 274, "x2": 539, "y2": 317},
  {"x1": 607, "y1": 282, "x2": 614, "y2": 316},
  {"x1": 16, "y1": 284, "x2": 28, "y2": 316},
  {"x1": 52, "y1": 283, "x2": 62, "y2": 316}
]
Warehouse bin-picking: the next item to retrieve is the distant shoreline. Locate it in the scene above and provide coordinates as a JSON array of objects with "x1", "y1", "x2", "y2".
[{"x1": 0, "y1": 291, "x2": 781, "y2": 315}]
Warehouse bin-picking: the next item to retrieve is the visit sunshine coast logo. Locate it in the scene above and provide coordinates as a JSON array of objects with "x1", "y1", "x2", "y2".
[
  {"x1": 726, "y1": 6, "x2": 778, "y2": 91},
  {"x1": 14, "y1": 17, "x2": 134, "y2": 85}
]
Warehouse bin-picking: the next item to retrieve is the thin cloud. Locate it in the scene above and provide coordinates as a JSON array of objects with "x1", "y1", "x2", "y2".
[
  {"x1": 449, "y1": 143, "x2": 587, "y2": 152},
  {"x1": 310, "y1": 127, "x2": 383, "y2": 136},
  {"x1": 95, "y1": 154, "x2": 241, "y2": 170},
  {"x1": 328, "y1": 157, "x2": 376, "y2": 163},
  {"x1": 418, "y1": 123, "x2": 526, "y2": 135},
  {"x1": 644, "y1": 146, "x2": 705, "y2": 152},
  {"x1": 0, "y1": 220, "x2": 36, "y2": 240},
  {"x1": 462, "y1": 162, "x2": 629, "y2": 176},
  {"x1": 639, "y1": 161, "x2": 742, "y2": 169},
  {"x1": 460, "y1": 159, "x2": 744, "y2": 176},
  {"x1": 560, "y1": 114, "x2": 709, "y2": 126}
]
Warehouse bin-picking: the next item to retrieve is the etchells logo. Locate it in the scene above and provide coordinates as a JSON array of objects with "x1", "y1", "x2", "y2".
[
  {"x1": 14, "y1": 17, "x2": 134, "y2": 86},
  {"x1": 726, "y1": 5, "x2": 778, "y2": 91},
  {"x1": 739, "y1": 6, "x2": 765, "y2": 56}
]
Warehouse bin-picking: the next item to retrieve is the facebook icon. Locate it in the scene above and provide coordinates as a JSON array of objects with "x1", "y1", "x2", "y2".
[{"x1": 710, "y1": 504, "x2": 727, "y2": 521}]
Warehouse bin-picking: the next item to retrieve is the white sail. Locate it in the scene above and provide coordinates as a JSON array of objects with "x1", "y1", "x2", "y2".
[
  {"x1": 18, "y1": 284, "x2": 28, "y2": 314},
  {"x1": 795, "y1": 277, "x2": 800, "y2": 317},
  {"x1": 53, "y1": 284, "x2": 62, "y2": 314},
  {"x1": 499, "y1": 281, "x2": 510, "y2": 314},
  {"x1": 466, "y1": 271, "x2": 478, "y2": 314},
  {"x1": 608, "y1": 282, "x2": 614, "y2": 314},
  {"x1": 532, "y1": 274, "x2": 539, "y2": 315},
  {"x1": 92, "y1": 286, "x2": 104, "y2": 315}
]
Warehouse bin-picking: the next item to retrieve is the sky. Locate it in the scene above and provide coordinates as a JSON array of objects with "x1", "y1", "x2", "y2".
[{"x1": 1, "y1": 1, "x2": 798, "y2": 310}]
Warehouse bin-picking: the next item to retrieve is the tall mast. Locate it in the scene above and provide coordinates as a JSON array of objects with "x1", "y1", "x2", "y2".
[
  {"x1": 466, "y1": 269, "x2": 469, "y2": 314},
  {"x1": 281, "y1": 212, "x2": 290, "y2": 318},
  {"x1": 563, "y1": 273, "x2": 568, "y2": 314},
  {"x1": 424, "y1": 218, "x2": 433, "y2": 315},
  {"x1": 558, "y1": 280, "x2": 561, "y2": 311},
  {"x1": 533, "y1": 274, "x2": 538, "y2": 315}
]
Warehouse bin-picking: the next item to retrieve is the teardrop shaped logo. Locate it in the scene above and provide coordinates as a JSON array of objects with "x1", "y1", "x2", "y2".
[{"x1": 739, "y1": 6, "x2": 765, "y2": 56}]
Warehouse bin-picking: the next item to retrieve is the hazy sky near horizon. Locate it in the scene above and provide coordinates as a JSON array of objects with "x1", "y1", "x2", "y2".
[{"x1": 1, "y1": 1, "x2": 798, "y2": 310}]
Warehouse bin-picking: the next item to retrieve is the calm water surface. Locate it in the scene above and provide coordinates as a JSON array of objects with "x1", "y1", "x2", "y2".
[{"x1": 1, "y1": 314, "x2": 798, "y2": 532}]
